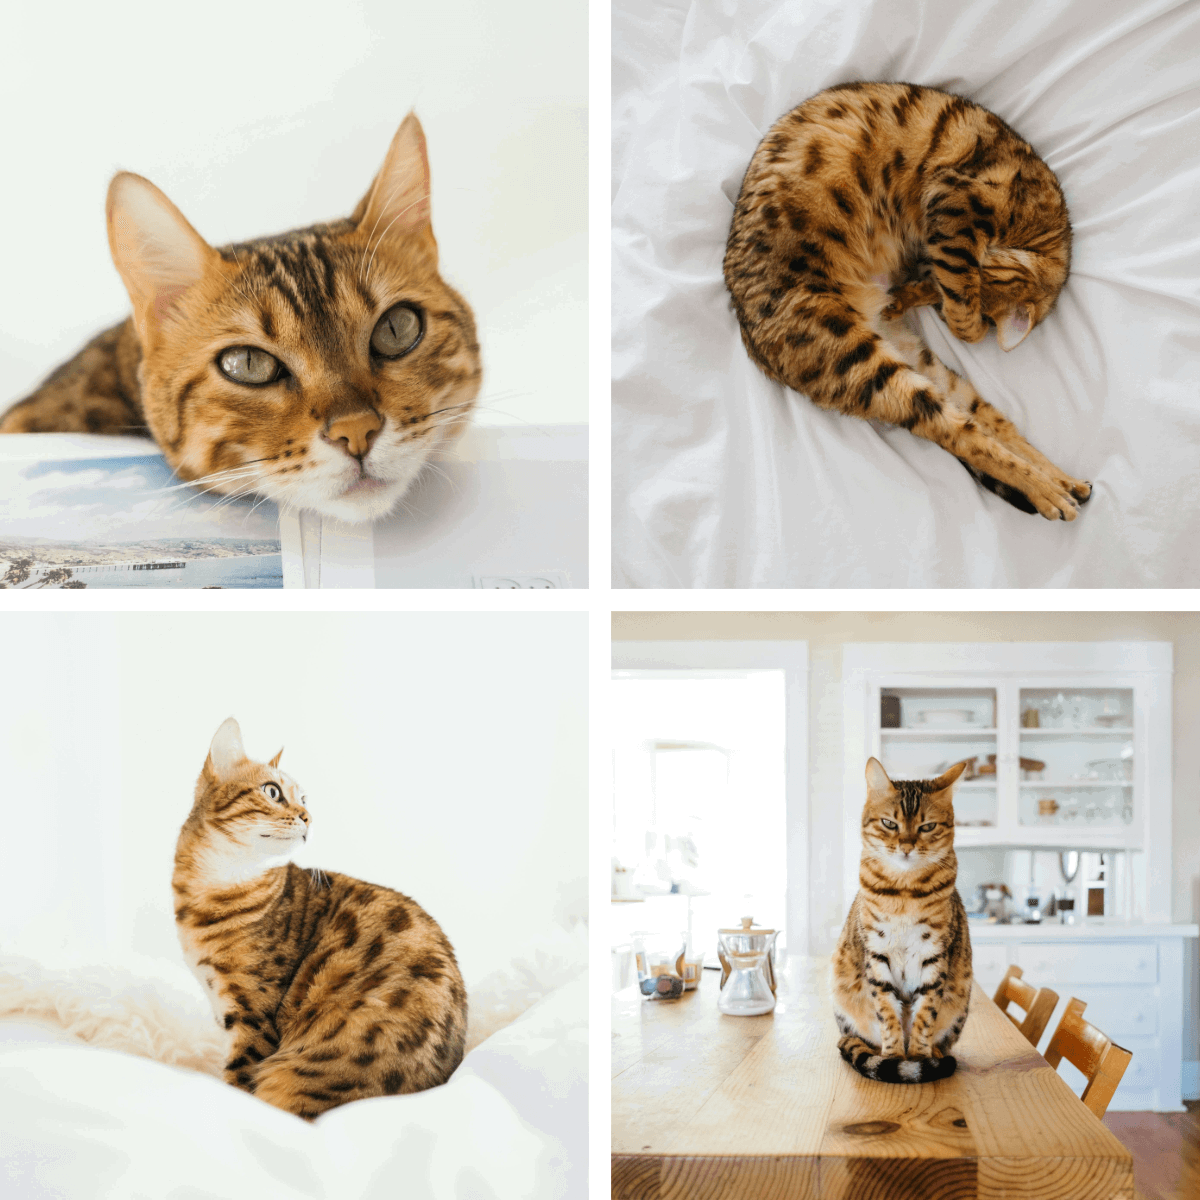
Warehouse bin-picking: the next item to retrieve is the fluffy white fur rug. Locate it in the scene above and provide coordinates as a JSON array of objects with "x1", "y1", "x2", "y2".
[{"x1": 0, "y1": 924, "x2": 586, "y2": 1075}]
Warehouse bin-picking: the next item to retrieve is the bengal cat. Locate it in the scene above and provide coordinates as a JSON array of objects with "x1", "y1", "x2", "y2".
[
  {"x1": 725, "y1": 82, "x2": 1091, "y2": 521},
  {"x1": 0, "y1": 114, "x2": 481, "y2": 524},
  {"x1": 833, "y1": 757, "x2": 972, "y2": 1083},
  {"x1": 173, "y1": 718, "x2": 467, "y2": 1118}
]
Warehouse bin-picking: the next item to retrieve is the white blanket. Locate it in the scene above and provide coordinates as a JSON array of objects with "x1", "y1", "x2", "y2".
[
  {"x1": 0, "y1": 976, "x2": 586, "y2": 1200},
  {"x1": 613, "y1": 0, "x2": 1200, "y2": 587}
]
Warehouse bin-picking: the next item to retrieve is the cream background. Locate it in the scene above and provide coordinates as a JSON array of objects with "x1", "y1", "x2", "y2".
[{"x1": 612, "y1": 611, "x2": 1200, "y2": 1066}]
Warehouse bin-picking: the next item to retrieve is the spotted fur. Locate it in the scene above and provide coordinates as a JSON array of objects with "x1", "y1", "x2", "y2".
[
  {"x1": 0, "y1": 114, "x2": 481, "y2": 524},
  {"x1": 724, "y1": 82, "x2": 1091, "y2": 521},
  {"x1": 833, "y1": 757, "x2": 972, "y2": 1084},
  {"x1": 174, "y1": 718, "x2": 466, "y2": 1120}
]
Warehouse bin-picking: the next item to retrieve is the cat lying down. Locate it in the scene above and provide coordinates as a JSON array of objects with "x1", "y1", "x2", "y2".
[
  {"x1": 725, "y1": 82, "x2": 1091, "y2": 521},
  {"x1": 0, "y1": 115, "x2": 481, "y2": 523}
]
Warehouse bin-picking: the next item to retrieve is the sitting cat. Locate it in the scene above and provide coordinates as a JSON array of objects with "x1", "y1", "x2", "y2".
[
  {"x1": 0, "y1": 115, "x2": 481, "y2": 524},
  {"x1": 724, "y1": 82, "x2": 1090, "y2": 520},
  {"x1": 833, "y1": 757, "x2": 971, "y2": 1083},
  {"x1": 173, "y1": 717, "x2": 467, "y2": 1118}
]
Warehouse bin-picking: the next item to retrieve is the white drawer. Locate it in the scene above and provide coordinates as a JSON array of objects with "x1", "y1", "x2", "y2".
[
  {"x1": 1015, "y1": 941, "x2": 1157, "y2": 985},
  {"x1": 1067, "y1": 988, "x2": 1159, "y2": 1040},
  {"x1": 973, "y1": 944, "x2": 1009, "y2": 982}
]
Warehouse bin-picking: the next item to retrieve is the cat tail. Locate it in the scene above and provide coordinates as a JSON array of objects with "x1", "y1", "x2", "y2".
[
  {"x1": 837, "y1": 1035, "x2": 957, "y2": 1083},
  {"x1": 954, "y1": 458, "x2": 1039, "y2": 515}
]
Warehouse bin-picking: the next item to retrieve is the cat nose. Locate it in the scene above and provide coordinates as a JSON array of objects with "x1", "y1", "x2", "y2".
[{"x1": 323, "y1": 411, "x2": 382, "y2": 460}]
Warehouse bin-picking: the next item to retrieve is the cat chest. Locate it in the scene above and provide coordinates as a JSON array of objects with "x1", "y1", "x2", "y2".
[{"x1": 868, "y1": 915, "x2": 939, "y2": 1000}]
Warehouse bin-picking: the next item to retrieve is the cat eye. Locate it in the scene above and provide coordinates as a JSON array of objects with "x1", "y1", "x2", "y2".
[
  {"x1": 919, "y1": 822, "x2": 938, "y2": 833},
  {"x1": 261, "y1": 782, "x2": 283, "y2": 802},
  {"x1": 879, "y1": 818, "x2": 898, "y2": 830},
  {"x1": 370, "y1": 303, "x2": 423, "y2": 358},
  {"x1": 218, "y1": 346, "x2": 284, "y2": 386}
]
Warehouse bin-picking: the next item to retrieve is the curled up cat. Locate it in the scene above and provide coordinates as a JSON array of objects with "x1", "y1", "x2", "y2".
[
  {"x1": 0, "y1": 115, "x2": 481, "y2": 523},
  {"x1": 833, "y1": 757, "x2": 971, "y2": 1083},
  {"x1": 725, "y1": 82, "x2": 1090, "y2": 521},
  {"x1": 173, "y1": 717, "x2": 467, "y2": 1118}
]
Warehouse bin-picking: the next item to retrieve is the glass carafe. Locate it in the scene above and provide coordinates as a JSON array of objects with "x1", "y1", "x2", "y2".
[{"x1": 716, "y1": 917, "x2": 779, "y2": 1016}]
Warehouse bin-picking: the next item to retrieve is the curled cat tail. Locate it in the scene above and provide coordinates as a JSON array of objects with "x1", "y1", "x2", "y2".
[{"x1": 838, "y1": 1035, "x2": 957, "y2": 1083}]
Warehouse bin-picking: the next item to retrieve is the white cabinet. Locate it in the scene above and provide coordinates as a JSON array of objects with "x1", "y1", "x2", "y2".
[
  {"x1": 842, "y1": 642, "x2": 1173, "y2": 922},
  {"x1": 970, "y1": 925, "x2": 1194, "y2": 1111}
]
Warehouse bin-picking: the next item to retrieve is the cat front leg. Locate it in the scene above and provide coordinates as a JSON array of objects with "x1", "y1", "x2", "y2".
[
  {"x1": 867, "y1": 978, "x2": 907, "y2": 1057},
  {"x1": 921, "y1": 178, "x2": 990, "y2": 344},
  {"x1": 904, "y1": 972, "x2": 947, "y2": 1058}
]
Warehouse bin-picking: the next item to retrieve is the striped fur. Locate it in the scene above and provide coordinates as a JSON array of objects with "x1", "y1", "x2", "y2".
[
  {"x1": 174, "y1": 718, "x2": 466, "y2": 1119},
  {"x1": 832, "y1": 757, "x2": 972, "y2": 1084},
  {"x1": 1, "y1": 114, "x2": 481, "y2": 524},
  {"x1": 724, "y1": 82, "x2": 1091, "y2": 521}
]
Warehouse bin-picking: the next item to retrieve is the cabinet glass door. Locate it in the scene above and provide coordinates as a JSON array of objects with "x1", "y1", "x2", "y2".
[
  {"x1": 878, "y1": 687, "x2": 998, "y2": 828},
  {"x1": 1017, "y1": 688, "x2": 1134, "y2": 829}
]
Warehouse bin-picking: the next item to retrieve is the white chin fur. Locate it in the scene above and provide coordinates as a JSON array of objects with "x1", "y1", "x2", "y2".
[{"x1": 250, "y1": 428, "x2": 438, "y2": 523}]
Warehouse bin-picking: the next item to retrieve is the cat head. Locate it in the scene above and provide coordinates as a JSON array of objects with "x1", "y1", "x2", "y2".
[
  {"x1": 978, "y1": 163, "x2": 1072, "y2": 352},
  {"x1": 188, "y1": 717, "x2": 310, "y2": 881},
  {"x1": 979, "y1": 246, "x2": 1068, "y2": 351},
  {"x1": 106, "y1": 114, "x2": 481, "y2": 522},
  {"x1": 860, "y1": 757, "x2": 966, "y2": 870}
]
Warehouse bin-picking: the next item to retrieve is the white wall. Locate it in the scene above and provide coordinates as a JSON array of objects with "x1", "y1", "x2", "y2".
[
  {"x1": 0, "y1": 0, "x2": 586, "y2": 429},
  {"x1": 0, "y1": 611, "x2": 587, "y2": 987}
]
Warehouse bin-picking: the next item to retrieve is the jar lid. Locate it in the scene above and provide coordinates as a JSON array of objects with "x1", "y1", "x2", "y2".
[{"x1": 718, "y1": 915, "x2": 776, "y2": 936}]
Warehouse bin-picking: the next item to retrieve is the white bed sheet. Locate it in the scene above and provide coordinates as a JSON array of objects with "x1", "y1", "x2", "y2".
[
  {"x1": 612, "y1": 0, "x2": 1200, "y2": 587},
  {"x1": 0, "y1": 975, "x2": 586, "y2": 1200}
]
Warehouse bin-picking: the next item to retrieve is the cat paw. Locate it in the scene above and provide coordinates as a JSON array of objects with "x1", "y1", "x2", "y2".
[
  {"x1": 1026, "y1": 473, "x2": 1084, "y2": 521},
  {"x1": 1068, "y1": 480, "x2": 1093, "y2": 504}
]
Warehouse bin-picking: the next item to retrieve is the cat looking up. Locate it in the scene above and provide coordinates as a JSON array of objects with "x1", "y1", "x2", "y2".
[{"x1": 0, "y1": 115, "x2": 481, "y2": 524}]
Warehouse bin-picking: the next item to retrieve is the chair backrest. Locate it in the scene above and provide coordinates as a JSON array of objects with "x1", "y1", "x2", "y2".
[
  {"x1": 992, "y1": 964, "x2": 1059, "y2": 1047},
  {"x1": 1043, "y1": 996, "x2": 1134, "y2": 1119}
]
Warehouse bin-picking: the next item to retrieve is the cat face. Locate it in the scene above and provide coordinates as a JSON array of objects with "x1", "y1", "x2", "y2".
[
  {"x1": 106, "y1": 114, "x2": 481, "y2": 523},
  {"x1": 861, "y1": 757, "x2": 966, "y2": 869},
  {"x1": 191, "y1": 717, "x2": 311, "y2": 878}
]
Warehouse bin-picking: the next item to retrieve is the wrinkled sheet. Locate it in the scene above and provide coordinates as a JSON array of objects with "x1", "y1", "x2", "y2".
[
  {"x1": 0, "y1": 975, "x2": 586, "y2": 1200},
  {"x1": 612, "y1": 0, "x2": 1200, "y2": 587}
]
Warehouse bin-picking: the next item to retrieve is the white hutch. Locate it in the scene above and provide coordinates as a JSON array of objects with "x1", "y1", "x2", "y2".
[{"x1": 843, "y1": 642, "x2": 1196, "y2": 1111}]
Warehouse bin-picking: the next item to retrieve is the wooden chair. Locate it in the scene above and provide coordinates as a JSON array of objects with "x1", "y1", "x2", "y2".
[
  {"x1": 992, "y1": 964, "x2": 1059, "y2": 1047},
  {"x1": 1043, "y1": 996, "x2": 1134, "y2": 1119}
]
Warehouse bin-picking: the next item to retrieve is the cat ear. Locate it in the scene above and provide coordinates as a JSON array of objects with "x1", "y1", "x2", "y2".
[
  {"x1": 865, "y1": 757, "x2": 893, "y2": 792},
  {"x1": 107, "y1": 172, "x2": 215, "y2": 339},
  {"x1": 996, "y1": 304, "x2": 1033, "y2": 352},
  {"x1": 207, "y1": 717, "x2": 247, "y2": 781},
  {"x1": 269, "y1": 748, "x2": 284, "y2": 768},
  {"x1": 351, "y1": 112, "x2": 435, "y2": 252},
  {"x1": 929, "y1": 760, "x2": 969, "y2": 791}
]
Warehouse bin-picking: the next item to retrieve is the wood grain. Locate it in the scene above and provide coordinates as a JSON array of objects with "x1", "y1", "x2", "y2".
[{"x1": 612, "y1": 957, "x2": 1133, "y2": 1200}]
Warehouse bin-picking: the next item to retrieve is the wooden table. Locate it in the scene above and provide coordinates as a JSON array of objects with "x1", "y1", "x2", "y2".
[{"x1": 612, "y1": 956, "x2": 1133, "y2": 1199}]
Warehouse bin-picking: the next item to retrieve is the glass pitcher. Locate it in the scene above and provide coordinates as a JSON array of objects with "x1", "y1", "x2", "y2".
[{"x1": 716, "y1": 917, "x2": 779, "y2": 1016}]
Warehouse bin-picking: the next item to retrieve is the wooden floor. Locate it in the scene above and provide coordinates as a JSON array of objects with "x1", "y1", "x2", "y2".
[{"x1": 1104, "y1": 1102, "x2": 1200, "y2": 1200}]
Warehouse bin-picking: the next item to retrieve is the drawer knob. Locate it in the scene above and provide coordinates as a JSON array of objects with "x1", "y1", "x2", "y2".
[{"x1": 1137, "y1": 959, "x2": 1148, "y2": 970}]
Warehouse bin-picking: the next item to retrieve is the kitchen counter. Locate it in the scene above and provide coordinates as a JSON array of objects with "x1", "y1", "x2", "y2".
[{"x1": 968, "y1": 922, "x2": 1198, "y2": 939}]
